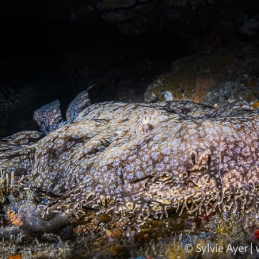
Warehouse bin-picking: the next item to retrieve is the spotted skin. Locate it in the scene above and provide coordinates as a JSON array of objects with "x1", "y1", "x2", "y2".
[
  {"x1": 33, "y1": 100, "x2": 63, "y2": 134},
  {"x1": 0, "y1": 131, "x2": 43, "y2": 176},
  {"x1": 1, "y1": 98, "x2": 259, "y2": 231},
  {"x1": 66, "y1": 89, "x2": 91, "y2": 121},
  {"x1": 33, "y1": 89, "x2": 91, "y2": 135}
]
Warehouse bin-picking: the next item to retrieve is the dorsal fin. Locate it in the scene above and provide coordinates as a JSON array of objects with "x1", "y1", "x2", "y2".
[
  {"x1": 66, "y1": 89, "x2": 91, "y2": 121},
  {"x1": 33, "y1": 100, "x2": 63, "y2": 135}
]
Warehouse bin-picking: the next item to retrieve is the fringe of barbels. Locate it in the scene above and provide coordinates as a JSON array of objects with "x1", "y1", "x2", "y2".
[{"x1": 44, "y1": 182, "x2": 259, "y2": 235}]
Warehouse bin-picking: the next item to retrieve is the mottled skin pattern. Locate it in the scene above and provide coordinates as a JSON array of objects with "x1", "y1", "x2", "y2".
[
  {"x1": 1, "y1": 97, "x2": 259, "y2": 233},
  {"x1": 0, "y1": 131, "x2": 43, "y2": 176},
  {"x1": 33, "y1": 89, "x2": 91, "y2": 134}
]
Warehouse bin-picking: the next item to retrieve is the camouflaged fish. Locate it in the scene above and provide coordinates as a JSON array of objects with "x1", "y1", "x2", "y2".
[{"x1": 1, "y1": 89, "x2": 259, "y2": 233}]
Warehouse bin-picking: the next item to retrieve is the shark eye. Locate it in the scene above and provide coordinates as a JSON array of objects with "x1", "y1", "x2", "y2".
[{"x1": 142, "y1": 115, "x2": 151, "y2": 125}]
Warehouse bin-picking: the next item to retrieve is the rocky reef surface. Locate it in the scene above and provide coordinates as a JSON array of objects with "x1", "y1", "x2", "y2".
[{"x1": 145, "y1": 41, "x2": 259, "y2": 108}]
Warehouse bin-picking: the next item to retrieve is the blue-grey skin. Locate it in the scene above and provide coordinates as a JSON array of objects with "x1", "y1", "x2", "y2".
[{"x1": 1, "y1": 91, "x2": 259, "y2": 233}]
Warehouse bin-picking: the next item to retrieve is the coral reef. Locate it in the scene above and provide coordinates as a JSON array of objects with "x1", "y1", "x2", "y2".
[{"x1": 145, "y1": 42, "x2": 259, "y2": 106}]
